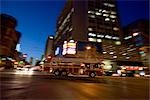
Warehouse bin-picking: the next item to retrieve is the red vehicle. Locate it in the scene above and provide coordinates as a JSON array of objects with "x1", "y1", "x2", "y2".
[{"x1": 44, "y1": 57, "x2": 103, "y2": 78}]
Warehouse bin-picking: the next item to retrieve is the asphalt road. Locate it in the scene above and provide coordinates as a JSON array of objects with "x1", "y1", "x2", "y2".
[{"x1": 0, "y1": 69, "x2": 149, "y2": 100}]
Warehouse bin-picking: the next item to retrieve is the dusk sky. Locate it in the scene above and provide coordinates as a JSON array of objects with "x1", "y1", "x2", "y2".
[{"x1": 1, "y1": 0, "x2": 149, "y2": 62}]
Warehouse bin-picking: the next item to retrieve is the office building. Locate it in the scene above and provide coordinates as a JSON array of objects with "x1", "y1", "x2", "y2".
[
  {"x1": 123, "y1": 19, "x2": 149, "y2": 68},
  {"x1": 0, "y1": 14, "x2": 21, "y2": 68},
  {"x1": 54, "y1": 0, "x2": 122, "y2": 68},
  {"x1": 53, "y1": 0, "x2": 146, "y2": 70},
  {"x1": 44, "y1": 35, "x2": 54, "y2": 58}
]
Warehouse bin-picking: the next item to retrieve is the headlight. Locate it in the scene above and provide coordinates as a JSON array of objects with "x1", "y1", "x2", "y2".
[
  {"x1": 139, "y1": 71, "x2": 145, "y2": 76},
  {"x1": 49, "y1": 68, "x2": 53, "y2": 73},
  {"x1": 79, "y1": 69, "x2": 84, "y2": 74}
]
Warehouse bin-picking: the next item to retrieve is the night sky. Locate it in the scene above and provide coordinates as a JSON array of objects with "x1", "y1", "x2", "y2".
[{"x1": 1, "y1": 0, "x2": 149, "y2": 62}]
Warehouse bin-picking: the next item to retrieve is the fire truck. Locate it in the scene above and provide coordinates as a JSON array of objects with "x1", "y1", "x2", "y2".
[{"x1": 44, "y1": 57, "x2": 103, "y2": 78}]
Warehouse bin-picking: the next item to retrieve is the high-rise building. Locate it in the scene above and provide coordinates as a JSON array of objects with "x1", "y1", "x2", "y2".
[
  {"x1": 44, "y1": 35, "x2": 54, "y2": 58},
  {"x1": 123, "y1": 19, "x2": 149, "y2": 68},
  {"x1": 54, "y1": 0, "x2": 123, "y2": 69},
  {"x1": 54, "y1": 0, "x2": 146, "y2": 70}
]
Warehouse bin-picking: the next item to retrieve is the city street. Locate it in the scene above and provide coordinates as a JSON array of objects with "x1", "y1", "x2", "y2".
[{"x1": 0, "y1": 69, "x2": 149, "y2": 100}]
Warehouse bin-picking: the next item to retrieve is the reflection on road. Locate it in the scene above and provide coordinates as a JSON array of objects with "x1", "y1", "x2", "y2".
[
  {"x1": 0, "y1": 70, "x2": 149, "y2": 100},
  {"x1": 14, "y1": 70, "x2": 34, "y2": 75}
]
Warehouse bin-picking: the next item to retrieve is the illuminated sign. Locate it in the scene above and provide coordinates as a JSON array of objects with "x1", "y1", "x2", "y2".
[
  {"x1": 62, "y1": 40, "x2": 76, "y2": 55},
  {"x1": 55, "y1": 47, "x2": 60, "y2": 55}
]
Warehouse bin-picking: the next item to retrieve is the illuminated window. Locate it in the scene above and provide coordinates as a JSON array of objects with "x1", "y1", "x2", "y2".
[
  {"x1": 109, "y1": 52, "x2": 114, "y2": 54},
  {"x1": 103, "y1": 14, "x2": 109, "y2": 17},
  {"x1": 122, "y1": 53, "x2": 127, "y2": 55},
  {"x1": 102, "y1": 10, "x2": 106, "y2": 13},
  {"x1": 108, "y1": 4, "x2": 115, "y2": 7},
  {"x1": 95, "y1": 12, "x2": 102, "y2": 15},
  {"x1": 97, "y1": 39, "x2": 102, "y2": 42},
  {"x1": 105, "y1": 18, "x2": 110, "y2": 21},
  {"x1": 88, "y1": 11, "x2": 94, "y2": 14},
  {"x1": 113, "y1": 27, "x2": 119, "y2": 31},
  {"x1": 133, "y1": 32, "x2": 139, "y2": 36},
  {"x1": 88, "y1": 38, "x2": 96, "y2": 42},
  {"x1": 115, "y1": 41, "x2": 121, "y2": 45},
  {"x1": 124, "y1": 36, "x2": 132, "y2": 40},
  {"x1": 128, "y1": 48, "x2": 136, "y2": 52},
  {"x1": 111, "y1": 11, "x2": 116, "y2": 14},
  {"x1": 112, "y1": 20, "x2": 115, "y2": 22},
  {"x1": 126, "y1": 57, "x2": 130, "y2": 59},
  {"x1": 88, "y1": 33, "x2": 96, "y2": 37},
  {"x1": 88, "y1": 28, "x2": 93, "y2": 31},
  {"x1": 104, "y1": 3, "x2": 115, "y2": 7},
  {"x1": 104, "y1": 3, "x2": 108, "y2": 6},
  {"x1": 69, "y1": 27, "x2": 73, "y2": 31},
  {"x1": 113, "y1": 56, "x2": 117, "y2": 58},
  {"x1": 99, "y1": 9, "x2": 102, "y2": 12},
  {"x1": 103, "y1": 51, "x2": 107, "y2": 54},
  {"x1": 71, "y1": 8, "x2": 74, "y2": 12},
  {"x1": 97, "y1": 34, "x2": 104, "y2": 38},
  {"x1": 105, "y1": 35, "x2": 112, "y2": 39},
  {"x1": 112, "y1": 37, "x2": 120, "y2": 40},
  {"x1": 110, "y1": 15, "x2": 116, "y2": 18},
  {"x1": 89, "y1": 15, "x2": 95, "y2": 18}
]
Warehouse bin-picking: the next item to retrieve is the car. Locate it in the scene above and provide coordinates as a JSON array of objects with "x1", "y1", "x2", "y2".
[{"x1": 29, "y1": 66, "x2": 42, "y2": 71}]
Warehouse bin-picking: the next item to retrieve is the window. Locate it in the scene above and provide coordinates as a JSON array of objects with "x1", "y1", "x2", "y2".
[
  {"x1": 124, "y1": 36, "x2": 132, "y2": 40},
  {"x1": 113, "y1": 27, "x2": 119, "y2": 31},
  {"x1": 105, "y1": 18, "x2": 110, "y2": 21},
  {"x1": 111, "y1": 11, "x2": 116, "y2": 14},
  {"x1": 88, "y1": 28, "x2": 93, "y2": 31},
  {"x1": 115, "y1": 41, "x2": 121, "y2": 45},
  {"x1": 95, "y1": 12, "x2": 102, "y2": 16},
  {"x1": 105, "y1": 35, "x2": 112, "y2": 39},
  {"x1": 103, "y1": 14, "x2": 109, "y2": 17},
  {"x1": 108, "y1": 4, "x2": 115, "y2": 7},
  {"x1": 112, "y1": 20, "x2": 115, "y2": 22},
  {"x1": 110, "y1": 15, "x2": 116, "y2": 18},
  {"x1": 88, "y1": 10, "x2": 95, "y2": 14},
  {"x1": 103, "y1": 3, "x2": 115, "y2": 7},
  {"x1": 112, "y1": 37, "x2": 120, "y2": 40},
  {"x1": 88, "y1": 38, "x2": 96, "y2": 42},
  {"x1": 88, "y1": 33, "x2": 96, "y2": 37},
  {"x1": 97, "y1": 39, "x2": 102, "y2": 42},
  {"x1": 97, "y1": 34, "x2": 104, "y2": 38},
  {"x1": 88, "y1": 15, "x2": 95, "y2": 18}
]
